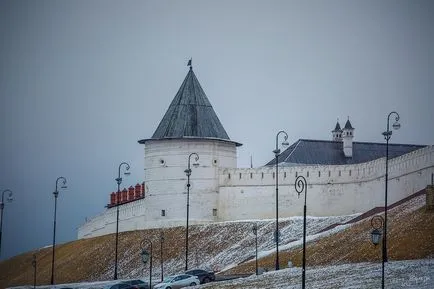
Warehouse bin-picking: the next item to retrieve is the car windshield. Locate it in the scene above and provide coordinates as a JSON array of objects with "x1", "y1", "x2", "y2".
[{"x1": 162, "y1": 276, "x2": 174, "y2": 283}]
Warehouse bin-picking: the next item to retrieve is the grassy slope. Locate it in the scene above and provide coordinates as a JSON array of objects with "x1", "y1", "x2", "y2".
[
  {"x1": 226, "y1": 196, "x2": 434, "y2": 274},
  {"x1": 1, "y1": 196, "x2": 433, "y2": 289}
]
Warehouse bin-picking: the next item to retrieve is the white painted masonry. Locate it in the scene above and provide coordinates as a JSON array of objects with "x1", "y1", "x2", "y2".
[{"x1": 78, "y1": 144, "x2": 434, "y2": 239}]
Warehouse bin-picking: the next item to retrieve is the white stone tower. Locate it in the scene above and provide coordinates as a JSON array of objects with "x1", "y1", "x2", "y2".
[
  {"x1": 342, "y1": 118, "x2": 354, "y2": 157},
  {"x1": 137, "y1": 64, "x2": 242, "y2": 226}
]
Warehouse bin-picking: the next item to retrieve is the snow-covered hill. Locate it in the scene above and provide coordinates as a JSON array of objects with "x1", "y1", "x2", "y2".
[{"x1": 2, "y1": 194, "x2": 433, "y2": 289}]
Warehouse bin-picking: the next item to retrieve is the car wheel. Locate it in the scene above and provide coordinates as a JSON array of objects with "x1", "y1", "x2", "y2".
[
  {"x1": 190, "y1": 282, "x2": 197, "y2": 286},
  {"x1": 166, "y1": 287, "x2": 171, "y2": 289},
  {"x1": 203, "y1": 277, "x2": 210, "y2": 283}
]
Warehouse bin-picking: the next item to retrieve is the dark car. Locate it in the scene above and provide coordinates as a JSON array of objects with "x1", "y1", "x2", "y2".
[
  {"x1": 121, "y1": 279, "x2": 149, "y2": 289},
  {"x1": 107, "y1": 283, "x2": 137, "y2": 289},
  {"x1": 184, "y1": 269, "x2": 215, "y2": 284}
]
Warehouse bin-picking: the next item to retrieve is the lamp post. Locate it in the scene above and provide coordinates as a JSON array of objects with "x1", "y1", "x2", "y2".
[
  {"x1": 140, "y1": 238, "x2": 153, "y2": 289},
  {"x1": 273, "y1": 130, "x2": 289, "y2": 270},
  {"x1": 114, "y1": 162, "x2": 130, "y2": 280},
  {"x1": 382, "y1": 111, "x2": 400, "y2": 266},
  {"x1": 184, "y1": 153, "x2": 199, "y2": 271},
  {"x1": 252, "y1": 223, "x2": 258, "y2": 275},
  {"x1": 370, "y1": 215, "x2": 384, "y2": 288},
  {"x1": 32, "y1": 253, "x2": 37, "y2": 289},
  {"x1": 295, "y1": 175, "x2": 307, "y2": 289},
  {"x1": 0, "y1": 189, "x2": 13, "y2": 258},
  {"x1": 160, "y1": 230, "x2": 164, "y2": 282},
  {"x1": 51, "y1": 177, "x2": 67, "y2": 285}
]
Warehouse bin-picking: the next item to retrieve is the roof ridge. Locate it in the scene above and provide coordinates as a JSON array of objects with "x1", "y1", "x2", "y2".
[
  {"x1": 298, "y1": 138, "x2": 425, "y2": 147},
  {"x1": 283, "y1": 139, "x2": 302, "y2": 162}
]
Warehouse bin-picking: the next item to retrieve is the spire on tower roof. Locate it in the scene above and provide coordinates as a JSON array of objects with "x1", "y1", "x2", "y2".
[{"x1": 187, "y1": 58, "x2": 192, "y2": 69}]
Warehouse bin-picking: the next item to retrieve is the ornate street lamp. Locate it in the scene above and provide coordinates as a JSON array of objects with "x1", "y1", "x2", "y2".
[
  {"x1": 114, "y1": 162, "x2": 130, "y2": 280},
  {"x1": 160, "y1": 230, "x2": 164, "y2": 282},
  {"x1": 273, "y1": 130, "x2": 289, "y2": 270},
  {"x1": 140, "y1": 238, "x2": 153, "y2": 289},
  {"x1": 252, "y1": 223, "x2": 258, "y2": 275},
  {"x1": 381, "y1": 111, "x2": 400, "y2": 267},
  {"x1": 51, "y1": 177, "x2": 67, "y2": 285},
  {"x1": 0, "y1": 189, "x2": 13, "y2": 258},
  {"x1": 32, "y1": 253, "x2": 37, "y2": 289},
  {"x1": 295, "y1": 175, "x2": 307, "y2": 289},
  {"x1": 184, "y1": 153, "x2": 199, "y2": 271},
  {"x1": 370, "y1": 215, "x2": 384, "y2": 288}
]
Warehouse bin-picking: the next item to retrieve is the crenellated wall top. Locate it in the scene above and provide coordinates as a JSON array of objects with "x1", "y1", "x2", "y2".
[{"x1": 219, "y1": 146, "x2": 433, "y2": 186}]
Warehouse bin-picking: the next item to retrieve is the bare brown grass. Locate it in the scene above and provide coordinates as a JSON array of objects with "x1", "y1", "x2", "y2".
[{"x1": 1, "y1": 198, "x2": 432, "y2": 289}]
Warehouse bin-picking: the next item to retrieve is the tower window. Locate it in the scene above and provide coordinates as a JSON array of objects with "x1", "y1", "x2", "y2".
[
  {"x1": 262, "y1": 172, "x2": 264, "y2": 179},
  {"x1": 284, "y1": 172, "x2": 287, "y2": 178},
  {"x1": 161, "y1": 210, "x2": 166, "y2": 217},
  {"x1": 339, "y1": 170, "x2": 341, "y2": 176},
  {"x1": 318, "y1": 171, "x2": 321, "y2": 177},
  {"x1": 307, "y1": 171, "x2": 309, "y2": 177},
  {"x1": 273, "y1": 172, "x2": 275, "y2": 179},
  {"x1": 213, "y1": 208, "x2": 218, "y2": 216},
  {"x1": 328, "y1": 171, "x2": 331, "y2": 177},
  {"x1": 228, "y1": 173, "x2": 231, "y2": 179},
  {"x1": 295, "y1": 171, "x2": 298, "y2": 177},
  {"x1": 250, "y1": 173, "x2": 253, "y2": 179},
  {"x1": 349, "y1": 170, "x2": 352, "y2": 176},
  {"x1": 239, "y1": 173, "x2": 242, "y2": 179}
]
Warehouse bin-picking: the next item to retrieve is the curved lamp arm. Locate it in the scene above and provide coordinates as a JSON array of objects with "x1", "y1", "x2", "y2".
[
  {"x1": 54, "y1": 177, "x2": 67, "y2": 197},
  {"x1": 1, "y1": 189, "x2": 13, "y2": 204},
  {"x1": 116, "y1": 162, "x2": 130, "y2": 185},
  {"x1": 274, "y1": 130, "x2": 289, "y2": 155}
]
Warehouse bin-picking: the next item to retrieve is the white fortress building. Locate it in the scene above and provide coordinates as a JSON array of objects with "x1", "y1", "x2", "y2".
[{"x1": 78, "y1": 66, "x2": 434, "y2": 239}]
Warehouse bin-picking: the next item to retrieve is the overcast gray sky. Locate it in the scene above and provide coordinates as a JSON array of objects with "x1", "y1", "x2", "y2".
[{"x1": 1, "y1": 0, "x2": 433, "y2": 261}]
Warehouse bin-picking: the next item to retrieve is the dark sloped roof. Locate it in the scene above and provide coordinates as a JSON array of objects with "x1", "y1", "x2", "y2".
[
  {"x1": 332, "y1": 121, "x2": 342, "y2": 132},
  {"x1": 139, "y1": 68, "x2": 241, "y2": 146},
  {"x1": 265, "y1": 139, "x2": 425, "y2": 166},
  {"x1": 344, "y1": 119, "x2": 354, "y2": 130}
]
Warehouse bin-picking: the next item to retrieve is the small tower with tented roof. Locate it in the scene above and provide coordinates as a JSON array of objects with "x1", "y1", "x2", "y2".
[{"x1": 332, "y1": 119, "x2": 343, "y2": 141}]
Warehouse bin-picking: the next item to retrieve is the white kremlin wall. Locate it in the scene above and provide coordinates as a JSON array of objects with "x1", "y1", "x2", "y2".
[
  {"x1": 219, "y1": 145, "x2": 434, "y2": 220},
  {"x1": 78, "y1": 145, "x2": 434, "y2": 239}
]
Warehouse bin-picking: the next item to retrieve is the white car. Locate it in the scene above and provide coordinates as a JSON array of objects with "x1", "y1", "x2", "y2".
[{"x1": 153, "y1": 274, "x2": 200, "y2": 289}]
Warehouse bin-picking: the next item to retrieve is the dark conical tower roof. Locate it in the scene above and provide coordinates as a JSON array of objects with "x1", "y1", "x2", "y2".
[
  {"x1": 332, "y1": 121, "x2": 342, "y2": 132},
  {"x1": 139, "y1": 67, "x2": 241, "y2": 146},
  {"x1": 344, "y1": 119, "x2": 354, "y2": 130}
]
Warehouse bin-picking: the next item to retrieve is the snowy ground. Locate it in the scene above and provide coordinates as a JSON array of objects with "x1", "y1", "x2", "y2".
[
  {"x1": 198, "y1": 259, "x2": 434, "y2": 289},
  {"x1": 6, "y1": 195, "x2": 431, "y2": 289},
  {"x1": 9, "y1": 259, "x2": 433, "y2": 289}
]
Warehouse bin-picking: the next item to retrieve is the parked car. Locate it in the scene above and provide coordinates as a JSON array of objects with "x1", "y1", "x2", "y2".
[
  {"x1": 184, "y1": 269, "x2": 215, "y2": 284},
  {"x1": 121, "y1": 279, "x2": 149, "y2": 289},
  {"x1": 105, "y1": 283, "x2": 137, "y2": 289},
  {"x1": 153, "y1": 274, "x2": 200, "y2": 289}
]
